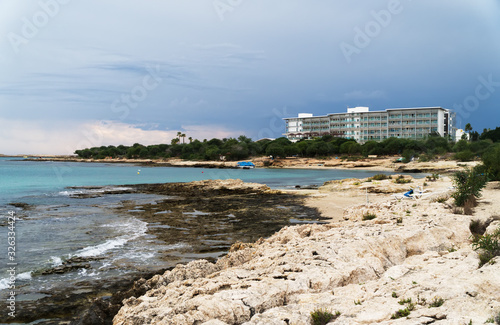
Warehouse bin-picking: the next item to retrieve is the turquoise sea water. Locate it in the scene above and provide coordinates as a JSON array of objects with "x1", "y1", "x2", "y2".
[
  {"x1": 0, "y1": 157, "x2": 409, "y2": 205},
  {"x1": 0, "y1": 157, "x2": 421, "y2": 323}
]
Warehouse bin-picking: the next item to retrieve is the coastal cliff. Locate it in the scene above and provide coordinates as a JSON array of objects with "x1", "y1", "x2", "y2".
[{"x1": 113, "y1": 181, "x2": 500, "y2": 324}]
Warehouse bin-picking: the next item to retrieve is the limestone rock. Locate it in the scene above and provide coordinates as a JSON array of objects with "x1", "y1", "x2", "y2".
[{"x1": 113, "y1": 197, "x2": 500, "y2": 325}]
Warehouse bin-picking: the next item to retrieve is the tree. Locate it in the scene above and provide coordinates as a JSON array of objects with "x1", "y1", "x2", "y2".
[
  {"x1": 238, "y1": 135, "x2": 252, "y2": 143},
  {"x1": 171, "y1": 138, "x2": 180, "y2": 145},
  {"x1": 266, "y1": 143, "x2": 285, "y2": 158},
  {"x1": 465, "y1": 123, "x2": 473, "y2": 141},
  {"x1": 188, "y1": 136, "x2": 193, "y2": 143},
  {"x1": 453, "y1": 139, "x2": 469, "y2": 152},
  {"x1": 470, "y1": 131, "x2": 480, "y2": 142},
  {"x1": 451, "y1": 166, "x2": 487, "y2": 206},
  {"x1": 181, "y1": 133, "x2": 186, "y2": 144},
  {"x1": 482, "y1": 143, "x2": 500, "y2": 180}
]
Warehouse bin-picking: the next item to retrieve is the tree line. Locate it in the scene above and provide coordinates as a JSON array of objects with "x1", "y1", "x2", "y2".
[{"x1": 74, "y1": 126, "x2": 500, "y2": 180}]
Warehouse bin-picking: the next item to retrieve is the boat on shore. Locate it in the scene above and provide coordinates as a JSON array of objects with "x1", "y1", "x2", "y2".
[{"x1": 237, "y1": 161, "x2": 255, "y2": 169}]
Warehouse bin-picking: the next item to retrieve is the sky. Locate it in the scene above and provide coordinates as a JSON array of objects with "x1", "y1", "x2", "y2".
[{"x1": 0, "y1": 0, "x2": 499, "y2": 155}]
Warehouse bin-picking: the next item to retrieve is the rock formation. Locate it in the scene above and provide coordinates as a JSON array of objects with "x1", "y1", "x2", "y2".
[{"x1": 113, "y1": 196, "x2": 500, "y2": 324}]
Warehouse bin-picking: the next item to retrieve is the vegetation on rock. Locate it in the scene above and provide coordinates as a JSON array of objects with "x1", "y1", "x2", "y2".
[{"x1": 310, "y1": 308, "x2": 340, "y2": 325}]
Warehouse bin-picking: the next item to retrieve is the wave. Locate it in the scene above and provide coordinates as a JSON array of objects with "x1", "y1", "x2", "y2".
[
  {"x1": 76, "y1": 237, "x2": 130, "y2": 258},
  {"x1": 18, "y1": 271, "x2": 32, "y2": 280},
  {"x1": 0, "y1": 278, "x2": 10, "y2": 290},
  {"x1": 58, "y1": 186, "x2": 133, "y2": 197},
  {"x1": 75, "y1": 218, "x2": 147, "y2": 258},
  {"x1": 0, "y1": 271, "x2": 32, "y2": 290},
  {"x1": 50, "y1": 256, "x2": 63, "y2": 267}
]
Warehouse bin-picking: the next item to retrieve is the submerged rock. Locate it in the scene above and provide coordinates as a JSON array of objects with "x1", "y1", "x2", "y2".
[{"x1": 63, "y1": 179, "x2": 322, "y2": 325}]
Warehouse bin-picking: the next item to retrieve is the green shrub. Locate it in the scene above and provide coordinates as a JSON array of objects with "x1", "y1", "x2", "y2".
[
  {"x1": 370, "y1": 173, "x2": 391, "y2": 181},
  {"x1": 362, "y1": 212, "x2": 377, "y2": 221},
  {"x1": 451, "y1": 167, "x2": 487, "y2": 207},
  {"x1": 392, "y1": 298, "x2": 415, "y2": 319},
  {"x1": 471, "y1": 226, "x2": 500, "y2": 267},
  {"x1": 394, "y1": 175, "x2": 412, "y2": 184},
  {"x1": 391, "y1": 307, "x2": 412, "y2": 319},
  {"x1": 310, "y1": 308, "x2": 340, "y2": 325},
  {"x1": 419, "y1": 153, "x2": 434, "y2": 162},
  {"x1": 428, "y1": 297, "x2": 445, "y2": 308},
  {"x1": 402, "y1": 149, "x2": 415, "y2": 163},
  {"x1": 482, "y1": 144, "x2": 500, "y2": 181},
  {"x1": 426, "y1": 173, "x2": 439, "y2": 182},
  {"x1": 454, "y1": 150, "x2": 475, "y2": 162},
  {"x1": 398, "y1": 298, "x2": 412, "y2": 305}
]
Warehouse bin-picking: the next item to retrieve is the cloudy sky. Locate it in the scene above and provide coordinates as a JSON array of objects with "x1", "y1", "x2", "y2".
[{"x1": 1, "y1": 0, "x2": 499, "y2": 154}]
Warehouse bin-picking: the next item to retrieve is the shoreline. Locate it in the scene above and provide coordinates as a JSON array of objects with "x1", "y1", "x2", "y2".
[
  {"x1": 23, "y1": 156, "x2": 478, "y2": 174},
  {"x1": 10, "y1": 179, "x2": 325, "y2": 324}
]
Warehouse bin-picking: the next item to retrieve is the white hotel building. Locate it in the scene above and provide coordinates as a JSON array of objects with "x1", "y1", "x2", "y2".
[{"x1": 284, "y1": 107, "x2": 456, "y2": 143}]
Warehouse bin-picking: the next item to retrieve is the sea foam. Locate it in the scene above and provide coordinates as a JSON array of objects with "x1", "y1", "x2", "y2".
[{"x1": 76, "y1": 218, "x2": 147, "y2": 258}]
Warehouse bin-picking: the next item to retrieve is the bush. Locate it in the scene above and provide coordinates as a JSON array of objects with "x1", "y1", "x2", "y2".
[
  {"x1": 482, "y1": 144, "x2": 500, "y2": 181},
  {"x1": 428, "y1": 297, "x2": 445, "y2": 308},
  {"x1": 310, "y1": 308, "x2": 340, "y2": 325},
  {"x1": 398, "y1": 298, "x2": 412, "y2": 305},
  {"x1": 426, "y1": 173, "x2": 439, "y2": 182},
  {"x1": 392, "y1": 298, "x2": 415, "y2": 319},
  {"x1": 394, "y1": 175, "x2": 412, "y2": 184},
  {"x1": 454, "y1": 150, "x2": 475, "y2": 162},
  {"x1": 391, "y1": 306, "x2": 413, "y2": 319},
  {"x1": 470, "y1": 219, "x2": 488, "y2": 237},
  {"x1": 418, "y1": 153, "x2": 434, "y2": 162},
  {"x1": 451, "y1": 167, "x2": 487, "y2": 207},
  {"x1": 472, "y1": 226, "x2": 500, "y2": 267},
  {"x1": 362, "y1": 212, "x2": 377, "y2": 221},
  {"x1": 370, "y1": 173, "x2": 391, "y2": 181}
]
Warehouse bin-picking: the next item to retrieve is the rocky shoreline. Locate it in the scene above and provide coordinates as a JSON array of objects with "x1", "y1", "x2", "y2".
[
  {"x1": 111, "y1": 180, "x2": 500, "y2": 324},
  {"x1": 9, "y1": 179, "x2": 324, "y2": 324}
]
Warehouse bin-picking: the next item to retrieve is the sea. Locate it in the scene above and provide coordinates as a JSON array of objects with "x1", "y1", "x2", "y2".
[{"x1": 0, "y1": 157, "x2": 418, "y2": 323}]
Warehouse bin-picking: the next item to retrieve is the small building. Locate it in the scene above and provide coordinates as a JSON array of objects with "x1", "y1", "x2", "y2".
[
  {"x1": 283, "y1": 106, "x2": 456, "y2": 143},
  {"x1": 455, "y1": 129, "x2": 469, "y2": 141}
]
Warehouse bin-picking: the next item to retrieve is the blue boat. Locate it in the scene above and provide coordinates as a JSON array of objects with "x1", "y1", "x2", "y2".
[{"x1": 237, "y1": 161, "x2": 255, "y2": 169}]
